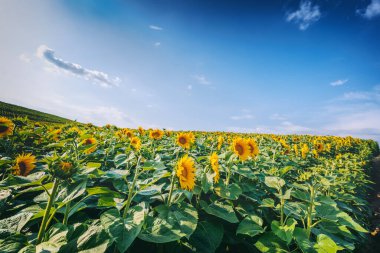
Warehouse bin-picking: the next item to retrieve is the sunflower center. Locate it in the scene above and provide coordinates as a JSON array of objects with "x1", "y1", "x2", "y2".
[
  {"x1": 153, "y1": 132, "x2": 159, "y2": 138},
  {"x1": 181, "y1": 166, "x2": 188, "y2": 178},
  {"x1": 127, "y1": 133, "x2": 132, "y2": 138},
  {"x1": 235, "y1": 144, "x2": 244, "y2": 155},
  {"x1": 18, "y1": 161, "x2": 27, "y2": 176},
  {"x1": 0, "y1": 124, "x2": 9, "y2": 133},
  {"x1": 179, "y1": 137, "x2": 187, "y2": 144},
  {"x1": 85, "y1": 139, "x2": 92, "y2": 145}
]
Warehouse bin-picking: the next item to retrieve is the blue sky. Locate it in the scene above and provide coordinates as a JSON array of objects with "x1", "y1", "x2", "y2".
[{"x1": 1, "y1": 0, "x2": 380, "y2": 141}]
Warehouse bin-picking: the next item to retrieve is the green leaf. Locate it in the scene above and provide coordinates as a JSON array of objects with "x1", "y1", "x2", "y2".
[
  {"x1": 86, "y1": 187, "x2": 124, "y2": 198},
  {"x1": 114, "y1": 154, "x2": 128, "y2": 168},
  {"x1": 0, "y1": 212, "x2": 33, "y2": 233},
  {"x1": 62, "y1": 179, "x2": 87, "y2": 204},
  {"x1": 138, "y1": 202, "x2": 198, "y2": 243},
  {"x1": 236, "y1": 215, "x2": 264, "y2": 237},
  {"x1": 60, "y1": 221, "x2": 110, "y2": 253},
  {"x1": 271, "y1": 218, "x2": 297, "y2": 244},
  {"x1": 0, "y1": 234, "x2": 27, "y2": 253},
  {"x1": 214, "y1": 183, "x2": 242, "y2": 200},
  {"x1": 314, "y1": 234, "x2": 344, "y2": 253},
  {"x1": 293, "y1": 227, "x2": 315, "y2": 253},
  {"x1": 260, "y1": 198, "x2": 275, "y2": 208},
  {"x1": 315, "y1": 204, "x2": 339, "y2": 222},
  {"x1": 264, "y1": 177, "x2": 285, "y2": 191},
  {"x1": 189, "y1": 221, "x2": 223, "y2": 253},
  {"x1": 101, "y1": 202, "x2": 148, "y2": 252},
  {"x1": 200, "y1": 200, "x2": 239, "y2": 223},
  {"x1": 336, "y1": 212, "x2": 367, "y2": 233},
  {"x1": 254, "y1": 232, "x2": 288, "y2": 252}
]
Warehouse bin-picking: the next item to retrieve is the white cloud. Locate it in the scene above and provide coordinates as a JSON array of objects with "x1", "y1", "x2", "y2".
[
  {"x1": 149, "y1": 25, "x2": 163, "y2": 31},
  {"x1": 230, "y1": 114, "x2": 254, "y2": 120},
  {"x1": 286, "y1": 1, "x2": 321, "y2": 30},
  {"x1": 36, "y1": 45, "x2": 121, "y2": 88},
  {"x1": 342, "y1": 91, "x2": 372, "y2": 100},
  {"x1": 187, "y1": 85, "x2": 192, "y2": 90},
  {"x1": 154, "y1": 42, "x2": 161, "y2": 47},
  {"x1": 193, "y1": 74, "x2": 211, "y2": 85},
  {"x1": 270, "y1": 113, "x2": 287, "y2": 121},
  {"x1": 19, "y1": 53, "x2": 31, "y2": 63},
  {"x1": 358, "y1": 0, "x2": 380, "y2": 19},
  {"x1": 330, "y1": 79, "x2": 348, "y2": 86}
]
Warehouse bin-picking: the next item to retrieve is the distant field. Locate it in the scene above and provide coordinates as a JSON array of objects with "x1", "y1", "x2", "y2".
[{"x1": 0, "y1": 101, "x2": 72, "y2": 124}]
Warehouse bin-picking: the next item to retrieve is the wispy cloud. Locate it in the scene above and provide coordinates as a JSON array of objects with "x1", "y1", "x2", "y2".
[
  {"x1": 36, "y1": 45, "x2": 120, "y2": 88},
  {"x1": 330, "y1": 79, "x2": 348, "y2": 86},
  {"x1": 19, "y1": 53, "x2": 31, "y2": 63},
  {"x1": 286, "y1": 1, "x2": 321, "y2": 30},
  {"x1": 154, "y1": 42, "x2": 161, "y2": 47},
  {"x1": 230, "y1": 114, "x2": 254, "y2": 120},
  {"x1": 149, "y1": 25, "x2": 163, "y2": 31},
  {"x1": 357, "y1": 0, "x2": 380, "y2": 19},
  {"x1": 270, "y1": 113, "x2": 287, "y2": 121},
  {"x1": 193, "y1": 74, "x2": 211, "y2": 85},
  {"x1": 187, "y1": 85, "x2": 192, "y2": 90}
]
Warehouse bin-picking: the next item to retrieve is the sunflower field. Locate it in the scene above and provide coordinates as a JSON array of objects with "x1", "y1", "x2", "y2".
[{"x1": 0, "y1": 116, "x2": 379, "y2": 253}]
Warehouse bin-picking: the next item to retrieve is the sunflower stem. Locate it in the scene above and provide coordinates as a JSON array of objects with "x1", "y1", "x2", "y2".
[
  {"x1": 37, "y1": 178, "x2": 59, "y2": 244},
  {"x1": 122, "y1": 156, "x2": 141, "y2": 219},
  {"x1": 167, "y1": 171, "x2": 177, "y2": 206}
]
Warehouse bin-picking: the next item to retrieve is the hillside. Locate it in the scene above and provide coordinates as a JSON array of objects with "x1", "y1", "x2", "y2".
[{"x1": 0, "y1": 101, "x2": 72, "y2": 124}]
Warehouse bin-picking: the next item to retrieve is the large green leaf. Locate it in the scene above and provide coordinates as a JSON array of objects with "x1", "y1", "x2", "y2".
[
  {"x1": 189, "y1": 221, "x2": 223, "y2": 253},
  {"x1": 0, "y1": 213, "x2": 33, "y2": 233},
  {"x1": 264, "y1": 177, "x2": 285, "y2": 191},
  {"x1": 254, "y1": 232, "x2": 288, "y2": 253},
  {"x1": 313, "y1": 234, "x2": 343, "y2": 253},
  {"x1": 200, "y1": 200, "x2": 239, "y2": 223},
  {"x1": 101, "y1": 202, "x2": 148, "y2": 252},
  {"x1": 271, "y1": 218, "x2": 297, "y2": 244},
  {"x1": 214, "y1": 183, "x2": 242, "y2": 200},
  {"x1": 293, "y1": 227, "x2": 315, "y2": 253},
  {"x1": 138, "y1": 202, "x2": 198, "y2": 243},
  {"x1": 336, "y1": 212, "x2": 367, "y2": 233},
  {"x1": 236, "y1": 215, "x2": 264, "y2": 237},
  {"x1": 0, "y1": 234, "x2": 27, "y2": 253}
]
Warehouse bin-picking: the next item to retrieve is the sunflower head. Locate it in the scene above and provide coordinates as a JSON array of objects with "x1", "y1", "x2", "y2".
[
  {"x1": 81, "y1": 137, "x2": 97, "y2": 154},
  {"x1": 149, "y1": 129, "x2": 164, "y2": 140},
  {"x1": 138, "y1": 126, "x2": 145, "y2": 135},
  {"x1": 0, "y1": 117, "x2": 14, "y2": 138},
  {"x1": 176, "y1": 133, "x2": 193, "y2": 149},
  {"x1": 176, "y1": 155, "x2": 196, "y2": 191},
  {"x1": 130, "y1": 137, "x2": 142, "y2": 151},
  {"x1": 293, "y1": 144, "x2": 299, "y2": 156},
  {"x1": 13, "y1": 153, "x2": 36, "y2": 176},
  {"x1": 246, "y1": 138, "x2": 259, "y2": 158},
  {"x1": 231, "y1": 137, "x2": 250, "y2": 161},
  {"x1": 217, "y1": 136, "x2": 224, "y2": 150},
  {"x1": 301, "y1": 144, "x2": 309, "y2": 159},
  {"x1": 210, "y1": 152, "x2": 220, "y2": 183},
  {"x1": 315, "y1": 143, "x2": 324, "y2": 153}
]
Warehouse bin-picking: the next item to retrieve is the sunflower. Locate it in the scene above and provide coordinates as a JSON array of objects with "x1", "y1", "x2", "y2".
[
  {"x1": 130, "y1": 137, "x2": 142, "y2": 151},
  {"x1": 176, "y1": 155, "x2": 196, "y2": 190},
  {"x1": 293, "y1": 144, "x2": 299, "y2": 156},
  {"x1": 246, "y1": 138, "x2": 259, "y2": 158},
  {"x1": 176, "y1": 133, "x2": 193, "y2": 149},
  {"x1": 60, "y1": 161, "x2": 73, "y2": 174},
  {"x1": 301, "y1": 144, "x2": 309, "y2": 159},
  {"x1": 315, "y1": 143, "x2": 324, "y2": 153},
  {"x1": 210, "y1": 152, "x2": 220, "y2": 183},
  {"x1": 149, "y1": 129, "x2": 164, "y2": 140},
  {"x1": 81, "y1": 137, "x2": 97, "y2": 154},
  {"x1": 13, "y1": 153, "x2": 36, "y2": 176},
  {"x1": 138, "y1": 126, "x2": 145, "y2": 135},
  {"x1": 231, "y1": 137, "x2": 250, "y2": 161},
  {"x1": 217, "y1": 136, "x2": 223, "y2": 150},
  {"x1": 0, "y1": 117, "x2": 14, "y2": 137}
]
